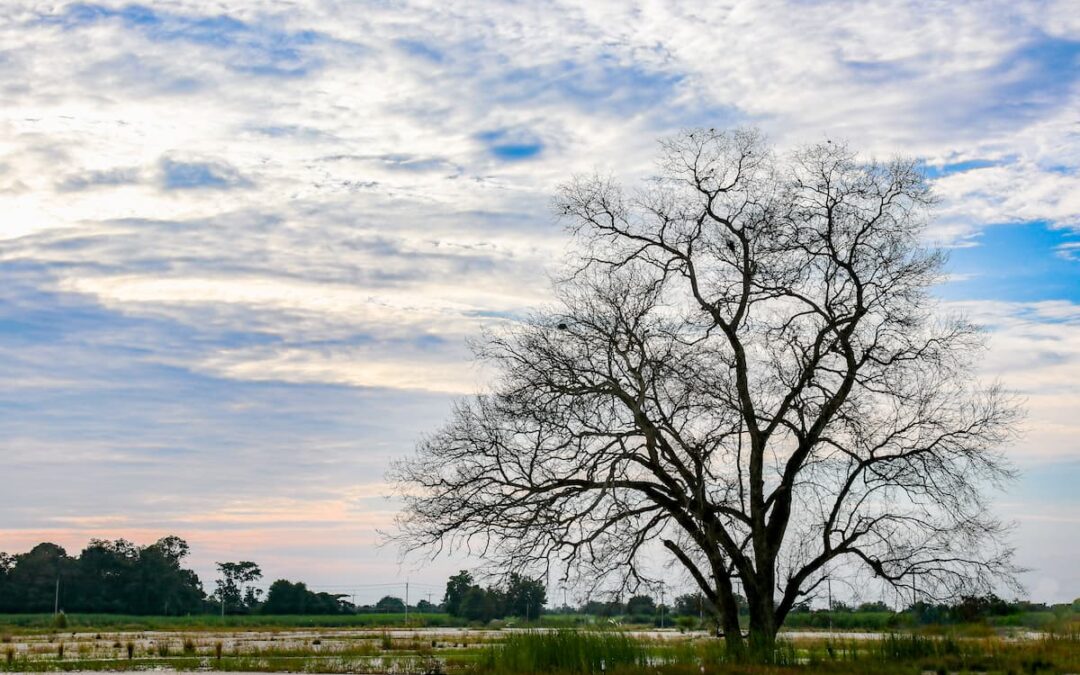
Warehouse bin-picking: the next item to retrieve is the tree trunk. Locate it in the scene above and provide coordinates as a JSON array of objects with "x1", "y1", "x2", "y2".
[
  {"x1": 721, "y1": 623, "x2": 745, "y2": 658},
  {"x1": 746, "y1": 592, "x2": 778, "y2": 662},
  {"x1": 716, "y1": 602, "x2": 744, "y2": 656}
]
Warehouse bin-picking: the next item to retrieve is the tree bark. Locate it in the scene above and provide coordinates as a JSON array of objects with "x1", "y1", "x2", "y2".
[{"x1": 746, "y1": 589, "x2": 777, "y2": 660}]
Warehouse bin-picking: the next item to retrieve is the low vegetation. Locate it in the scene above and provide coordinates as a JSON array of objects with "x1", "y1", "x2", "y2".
[
  {"x1": 0, "y1": 613, "x2": 455, "y2": 634},
  {"x1": 0, "y1": 625, "x2": 1076, "y2": 674}
]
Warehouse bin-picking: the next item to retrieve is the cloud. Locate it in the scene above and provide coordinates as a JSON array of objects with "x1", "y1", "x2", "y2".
[
  {"x1": 0, "y1": 0, "x2": 1078, "y2": 596},
  {"x1": 57, "y1": 167, "x2": 141, "y2": 191},
  {"x1": 197, "y1": 346, "x2": 487, "y2": 394},
  {"x1": 1058, "y1": 242, "x2": 1080, "y2": 261},
  {"x1": 941, "y1": 299, "x2": 1080, "y2": 463},
  {"x1": 44, "y1": 3, "x2": 347, "y2": 78}
]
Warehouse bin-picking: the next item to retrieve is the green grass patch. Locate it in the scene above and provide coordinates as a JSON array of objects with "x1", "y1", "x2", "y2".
[
  {"x1": 479, "y1": 630, "x2": 651, "y2": 673},
  {"x1": 0, "y1": 613, "x2": 453, "y2": 634}
]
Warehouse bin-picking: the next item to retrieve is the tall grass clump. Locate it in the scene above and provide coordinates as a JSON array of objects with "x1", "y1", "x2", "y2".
[
  {"x1": 872, "y1": 633, "x2": 956, "y2": 661},
  {"x1": 480, "y1": 630, "x2": 649, "y2": 673}
]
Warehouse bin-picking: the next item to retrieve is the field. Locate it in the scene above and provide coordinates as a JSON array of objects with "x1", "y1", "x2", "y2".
[
  {"x1": 0, "y1": 618, "x2": 1077, "y2": 674},
  {"x1": 0, "y1": 614, "x2": 457, "y2": 633}
]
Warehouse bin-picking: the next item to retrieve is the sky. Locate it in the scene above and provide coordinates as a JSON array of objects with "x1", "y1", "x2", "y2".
[{"x1": 0, "y1": 0, "x2": 1078, "y2": 607}]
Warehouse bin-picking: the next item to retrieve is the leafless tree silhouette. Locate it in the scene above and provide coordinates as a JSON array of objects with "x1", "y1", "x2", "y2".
[{"x1": 391, "y1": 129, "x2": 1020, "y2": 656}]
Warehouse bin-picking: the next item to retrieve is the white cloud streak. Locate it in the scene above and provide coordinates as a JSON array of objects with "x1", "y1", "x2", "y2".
[{"x1": 0, "y1": 0, "x2": 1077, "y2": 597}]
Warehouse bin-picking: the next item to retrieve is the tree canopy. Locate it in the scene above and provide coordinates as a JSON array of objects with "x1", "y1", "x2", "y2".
[
  {"x1": 393, "y1": 128, "x2": 1020, "y2": 657},
  {"x1": 441, "y1": 570, "x2": 547, "y2": 622},
  {"x1": 0, "y1": 537, "x2": 204, "y2": 615},
  {"x1": 262, "y1": 580, "x2": 349, "y2": 614}
]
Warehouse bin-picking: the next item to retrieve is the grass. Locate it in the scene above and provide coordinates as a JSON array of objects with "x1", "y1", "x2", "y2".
[
  {"x1": 0, "y1": 624, "x2": 1076, "y2": 673},
  {"x1": 479, "y1": 630, "x2": 651, "y2": 673},
  {"x1": 473, "y1": 630, "x2": 1080, "y2": 674},
  {"x1": 0, "y1": 613, "x2": 452, "y2": 634},
  {"x1": 783, "y1": 608, "x2": 1080, "y2": 634}
]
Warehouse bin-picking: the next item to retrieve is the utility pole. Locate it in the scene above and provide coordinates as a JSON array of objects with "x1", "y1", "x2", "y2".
[
  {"x1": 54, "y1": 577, "x2": 59, "y2": 615},
  {"x1": 405, "y1": 581, "x2": 409, "y2": 626},
  {"x1": 827, "y1": 575, "x2": 833, "y2": 634},
  {"x1": 659, "y1": 582, "x2": 665, "y2": 629}
]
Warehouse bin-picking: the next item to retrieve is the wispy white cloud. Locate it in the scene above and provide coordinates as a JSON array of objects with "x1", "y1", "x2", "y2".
[{"x1": 0, "y1": 0, "x2": 1077, "y2": 597}]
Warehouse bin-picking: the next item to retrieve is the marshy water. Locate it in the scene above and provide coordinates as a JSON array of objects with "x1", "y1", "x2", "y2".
[{"x1": 0, "y1": 626, "x2": 1058, "y2": 674}]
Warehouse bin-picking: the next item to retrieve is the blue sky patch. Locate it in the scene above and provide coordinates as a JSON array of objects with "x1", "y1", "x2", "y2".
[
  {"x1": 476, "y1": 129, "x2": 544, "y2": 161},
  {"x1": 920, "y1": 158, "x2": 1007, "y2": 179},
  {"x1": 160, "y1": 158, "x2": 251, "y2": 190},
  {"x1": 396, "y1": 38, "x2": 443, "y2": 63},
  {"x1": 941, "y1": 221, "x2": 1080, "y2": 303}
]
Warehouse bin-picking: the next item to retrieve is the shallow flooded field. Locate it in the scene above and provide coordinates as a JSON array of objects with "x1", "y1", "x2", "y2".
[{"x1": 0, "y1": 626, "x2": 1069, "y2": 673}]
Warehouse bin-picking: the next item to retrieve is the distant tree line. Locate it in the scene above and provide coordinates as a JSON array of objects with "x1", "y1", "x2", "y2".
[
  {"x1": 0, "y1": 538, "x2": 470, "y2": 618},
  {"x1": 2, "y1": 539, "x2": 1073, "y2": 627},
  {"x1": 0, "y1": 538, "x2": 354, "y2": 616},
  {"x1": 565, "y1": 590, "x2": 1078, "y2": 630},
  {"x1": 783, "y1": 594, "x2": 1078, "y2": 629},
  {"x1": 261, "y1": 580, "x2": 351, "y2": 615},
  {"x1": 442, "y1": 571, "x2": 547, "y2": 622},
  {"x1": 0, "y1": 538, "x2": 204, "y2": 614}
]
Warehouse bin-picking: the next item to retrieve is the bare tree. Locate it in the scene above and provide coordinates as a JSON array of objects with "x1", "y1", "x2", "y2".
[{"x1": 390, "y1": 129, "x2": 1020, "y2": 656}]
